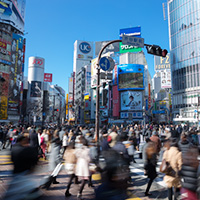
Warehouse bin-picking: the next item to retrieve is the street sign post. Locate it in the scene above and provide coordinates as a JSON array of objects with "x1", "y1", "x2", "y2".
[
  {"x1": 99, "y1": 57, "x2": 110, "y2": 71},
  {"x1": 99, "y1": 56, "x2": 115, "y2": 71},
  {"x1": 122, "y1": 35, "x2": 144, "y2": 48}
]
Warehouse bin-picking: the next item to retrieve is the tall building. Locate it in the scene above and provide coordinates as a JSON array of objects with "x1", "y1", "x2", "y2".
[
  {"x1": 0, "y1": 1, "x2": 26, "y2": 123},
  {"x1": 168, "y1": 0, "x2": 200, "y2": 120},
  {"x1": 73, "y1": 40, "x2": 93, "y2": 102}
]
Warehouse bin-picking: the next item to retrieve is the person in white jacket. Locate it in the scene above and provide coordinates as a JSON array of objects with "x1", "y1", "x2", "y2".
[{"x1": 75, "y1": 137, "x2": 91, "y2": 199}]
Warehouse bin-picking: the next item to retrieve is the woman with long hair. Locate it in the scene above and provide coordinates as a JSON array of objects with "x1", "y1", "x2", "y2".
[{"x1": 144, "y1": 141, "x2": 157, "y2": 196}]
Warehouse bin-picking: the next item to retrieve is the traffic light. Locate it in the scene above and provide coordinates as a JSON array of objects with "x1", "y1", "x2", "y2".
[
  {"x1": 54, "y1": 109, "x2": 59, "y2": 111},
  {"x1": 102, "y1": 89, "x2": 108, "y2": 106},
  {"x1": 146, "y1": 45, "x2": 168, "y2": 57}
]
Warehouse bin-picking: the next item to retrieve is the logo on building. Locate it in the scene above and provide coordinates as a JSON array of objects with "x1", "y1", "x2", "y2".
[
  {"x1": 79, "y1": 42, "x2": 91, "y2": 54},
  {"x1": 33, "y1": 59, "x2": 43, "y2": 66}
]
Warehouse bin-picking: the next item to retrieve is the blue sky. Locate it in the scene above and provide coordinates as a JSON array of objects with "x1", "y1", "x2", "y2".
[{"x1": 24, "y1": 0, "x2": 169, "y2": 93}]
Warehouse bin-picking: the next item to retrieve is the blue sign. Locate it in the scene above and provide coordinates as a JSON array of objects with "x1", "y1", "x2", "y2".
[
  {"x1": 99, "y1": 57, "x2": 110, "y2": 71},
  {"x1": 79, "y1": 42, "x2": 91, "y2": 54},
  {"x1": 152, "y1": 110, "x2": 165, "y2": 114},
  {"x1": 118, "y1": 64, "x2": 144, "y2": 90},
  {"x1": 119, "y1": 27, "x2": 141, "y2": 39}
]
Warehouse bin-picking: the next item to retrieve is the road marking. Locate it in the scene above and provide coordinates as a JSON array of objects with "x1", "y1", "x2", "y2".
[
  {"x1": 0, "y1": 155, "x2": 11, "y2": 157},
  {"x1": 129, "y1": 166, "x2": 166, "y2": 187}
]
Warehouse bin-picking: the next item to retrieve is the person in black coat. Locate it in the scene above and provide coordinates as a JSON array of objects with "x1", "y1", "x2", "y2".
[
  {"x1": 178, "y1": 132, "x2": 192, "y2": 154},
  {"x1": 29, "y1": 128, "x2": 39, "y2": 148},
  {"x1": 11, "y1": 133, "x2": 38, "y2": 174},
  {"x1": 180, "y1": 146, "x2": 199, "y2": 199},
  {"x1": 144, "y1": 141, "x2": 157, "y2": 196}
]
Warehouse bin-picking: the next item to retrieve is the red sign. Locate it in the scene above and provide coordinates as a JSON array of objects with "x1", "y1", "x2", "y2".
[
  {"x1": 33, "y1": 58, "x2": 43, "y2": 66},
  {"x1": 44, "y1": 73, "x2": 52, "y2": 82},
  {"x1": 112, "y1": 85, "x2": 120, "y2": 117}
]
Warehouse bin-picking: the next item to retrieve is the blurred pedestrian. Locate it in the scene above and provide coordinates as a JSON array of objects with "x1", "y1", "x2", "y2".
[
  {"x1": 144, "y1": 141, "x2": 157, "y2": 196},
  {"x1": 3, "y1": 132, "x2": 40, "y2": 200},
  {"x1": 48, "y1": 129, "x2": 62, "y2": 184},
  {"x1": 162, "y1": 138, "x2": 182, "y2": 200},
  {"x1": 75, "y1": 137, "x2": 91, "y2": 199},
  {"x1": 63, "y1": 141, "x2": 77, "y2": 197},
  {"x1": 180, "y1": 147, "x2": 199, "y2": 200}
]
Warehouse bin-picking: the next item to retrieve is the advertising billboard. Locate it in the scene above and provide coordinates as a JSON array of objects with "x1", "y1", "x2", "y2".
[
  {"x1": 119, "y1": 27, "x2": 141, "y2": 53},
  {"x1": 44, "y1": 73, "x2": 52, "y2": 82},
  {"x1": 68, "y1": 77, "x2": 73, "y2": 102},
  {"x1": 154, "y1": 54, "x2": 170, "y2": 71},
  {"x1": 0, "y1": 72, "x2": 9, "y2": 119},
  {"x1": 118, "y1": 64, "x2": 144, "y2": 90},
  {"x1": 30, "y1": 81, "x2": 42, "y2": 97},
  {"x1": 121, "y1": 91, "x2": 143, "y2": 111},
  {"x1": 113, "y1": 85, "x2": 120, "y2": 117},
  {"x1": 95, "y1": 41, "x2": 119, "y2": 57},
  {"x1": 74, "y1": 40, "x2": 93, "y2": 61},
  {"x1": 8, "y1": 33, "x2": 23, "y2": 113},
  {"x1": 0, "y1": 0, "x2": 26, "y2": 32},
  {"x1": 91, "y1": 52, "x2": 111, "y2": 88},
  {"x1": 161, "y1": 70, "x2": 171, "y2": 88}
]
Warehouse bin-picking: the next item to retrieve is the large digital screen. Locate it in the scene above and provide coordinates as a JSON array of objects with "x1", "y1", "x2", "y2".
[
  {"x1": 118, "y1": 64, "x2": 144, "y2": 90},
  {"x1": 121, "y1": 91, "x2": 143, "y2": 111}
]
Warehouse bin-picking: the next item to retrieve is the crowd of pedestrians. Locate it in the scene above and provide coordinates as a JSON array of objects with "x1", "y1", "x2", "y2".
[{"x1": 0, "y1": 122, "x2": 200, "y2": 200}]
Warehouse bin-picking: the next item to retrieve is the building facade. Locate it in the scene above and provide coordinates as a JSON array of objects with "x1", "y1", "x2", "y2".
[{"x1": 168, "y1": 0, "x2": 200, "y2": 121}]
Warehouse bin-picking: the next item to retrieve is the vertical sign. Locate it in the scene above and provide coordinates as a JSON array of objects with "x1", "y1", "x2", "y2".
[
  {"x1": 112, "y1": 85, "x2": 120, "y2": 117},
  {"x1": 148, "y1": 83, "x2": 151, "y2": 109},
  {"x1": 8, "y1": 33, "x2": 24, "y2": 114}
]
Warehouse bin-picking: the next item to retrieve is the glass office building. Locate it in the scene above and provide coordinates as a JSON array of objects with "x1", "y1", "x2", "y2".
[{"x1": 168, "y1": 0, "x2": 200, "y2": 118}]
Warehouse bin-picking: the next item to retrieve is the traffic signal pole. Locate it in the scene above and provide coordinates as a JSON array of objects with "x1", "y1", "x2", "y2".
[
  {"x1": 95, "y1": 40, "x2": 168, "y2": 157},
  {"x1": 95, "y1": 39, "x2": 121, "y2": 156}
]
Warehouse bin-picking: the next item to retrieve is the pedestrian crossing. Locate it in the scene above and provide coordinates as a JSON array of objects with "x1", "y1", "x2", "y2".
[
  {"x1": 0, "y1": 155, "x2": 12, "y2": 165},
  {"x1": 130, "y1": 161, "x2": 166, "y2": 188}
]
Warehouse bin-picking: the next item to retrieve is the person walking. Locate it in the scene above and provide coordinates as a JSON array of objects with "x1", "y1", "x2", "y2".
[
  {"x1": 144, "y1": 141, "x2": 157, "y2": 196},
  {"x1": 63, "y1": 141, "x2": 77, "y2": 197},
  {"x1": 162, "y1": 138, "x2": 182, "y2": 200},
  {"x1": 75, "y1": 137, "x2": 91, "y2": 199},
  {"x1": 150, "y1": 130, "x2": 161, "y2": 155},
  {"x1": 48, "y1": 129, "x2": 62, "y2": 184},
  {"x1": 180, "y1": 147, "x2": 199, "y2": 200}
]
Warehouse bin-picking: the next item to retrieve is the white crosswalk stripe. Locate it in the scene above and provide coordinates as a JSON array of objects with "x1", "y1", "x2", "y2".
[{"x1": 130, "y1": 161, "x2": 167, "y2": 188}]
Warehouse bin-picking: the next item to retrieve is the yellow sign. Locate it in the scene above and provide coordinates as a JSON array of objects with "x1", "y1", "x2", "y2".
[{"x1": 0, "y1": 96, "x2": 8, "y2": 120}]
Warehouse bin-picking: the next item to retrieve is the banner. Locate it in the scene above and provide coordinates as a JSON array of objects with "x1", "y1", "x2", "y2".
[
  {"x1": 8, "y1": 33, "x2": 24, "y2": 113},
  {"x1": 118, "y1": 64, "x2": 144, "y2": 90},
  {"x1": 44, "y1": 73, "x2": 52, "y2": 82},
  {"x1": 121, "y1": 91, "x2": 143, "y2": 111},
  {"x1": 0, "y1": 73, "x2": 9, "y2": 119},
  {"x1": 112, "y1": 85, "x2": 120, "y2": 117},
  {"x1": 161, "y1": 70, "x2": 171, "y2": 88},
  {"x1": 30, "y1": 81, "x2": 42, "y2": 97}
]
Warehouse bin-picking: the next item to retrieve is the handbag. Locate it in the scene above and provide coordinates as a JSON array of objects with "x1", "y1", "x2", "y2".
[{"x1": 160, "y1": 159, "x2": 176, "y2": 177}]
